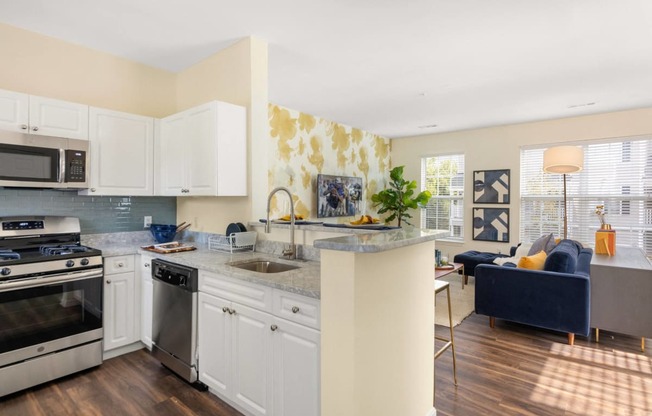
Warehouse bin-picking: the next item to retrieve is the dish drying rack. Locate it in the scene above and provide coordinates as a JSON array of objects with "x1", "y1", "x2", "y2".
[{"x1": 208, "y1": 231, "x2": 257, "y2": 253}]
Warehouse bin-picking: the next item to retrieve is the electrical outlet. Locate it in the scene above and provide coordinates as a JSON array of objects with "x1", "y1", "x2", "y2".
[{"x1": 144, "y1": 216, "x2": 152, "y2": 228}]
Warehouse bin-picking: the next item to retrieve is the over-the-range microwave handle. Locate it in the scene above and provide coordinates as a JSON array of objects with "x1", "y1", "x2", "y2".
[
  {"x1": 59, "y1": 148, "x2": 65, "y2": 183},
  {"x1": 0, "y1": 268, "x2": 103, "y2": 293}
]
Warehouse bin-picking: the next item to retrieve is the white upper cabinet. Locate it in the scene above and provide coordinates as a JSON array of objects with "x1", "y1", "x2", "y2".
[
  {"x1": 158, "y1": 101, "x2": 246, "y2": 196},
  {"x1": 0, "y1": 89, "x2": 28, "y2": 132},
  {"x1": 80, "y1": 107, "x2": 154, "y2": 196},
  {"x1": 0, "y1": 89, "x2": 88, "y2": 140}
]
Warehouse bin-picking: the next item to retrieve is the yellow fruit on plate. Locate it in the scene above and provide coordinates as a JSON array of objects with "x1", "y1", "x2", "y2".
[
  {"x1": 350, "y1": 215, "x2": 380, "y2": 225},
  {"x1": 278, "y1": 214, "x2": 304, "y2": 221}
]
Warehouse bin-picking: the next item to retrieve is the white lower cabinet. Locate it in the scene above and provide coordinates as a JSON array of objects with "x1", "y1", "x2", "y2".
[
  {"x1": 272, "y1": 317, "x2": 321, "y2": 416},
  {"x1": 103, "y1": 255, "x2": 138, "y2": 351},
  {"x1": 198, "y1": 292, "x2": 274, "y2": 416},
  {"x1": 198, "y1": 271, "x2": 320, "y2": 416},
  {"x1": 139, "y1": 254, "x2": 154, "y2": 349}
]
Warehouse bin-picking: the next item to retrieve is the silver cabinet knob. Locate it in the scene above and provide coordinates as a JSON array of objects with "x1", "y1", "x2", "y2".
[
  {"x1": 229, "y1": 308, "x2": 236, "y2": 315},
  {"x1": 223, "y1": 307, "x2": 229, "y2": 313},
  {"x1": 20, "y1": 124, "x2": 28, "y2": 130},
  {"x1": 144, "y1": 263, "x2": 150, "y2": 268},
  {"x1": 117, "y1": 262, "x2": 124, "y2": 268},
  {"x1": 106, "y1": 279, "x2": 111, "y2": 284},
  {"x1": 32, "y1": 126, "x2": 39, "y2": 132},
  {"x1": 291, "y1": 306, "x2": 300, "y2": 314},
  {"x1": 91, "y1": 188, "x2": 96, "y2": 192},
  {"x1": 270, "y1": 325, "x2": 278, "y2": 331}
]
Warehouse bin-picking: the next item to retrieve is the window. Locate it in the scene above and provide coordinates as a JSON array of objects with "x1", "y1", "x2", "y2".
[
  {"x1": 520, "y1": 135, "x2": 652, "y2": 256},
  {"x1": 421, "y1": 154, "x2": 465, "y2": 240}
]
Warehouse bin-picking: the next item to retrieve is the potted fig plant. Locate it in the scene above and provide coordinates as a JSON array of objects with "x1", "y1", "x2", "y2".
[{"x1": 371, "y1": 166, "x2": 431, "y2": 227}]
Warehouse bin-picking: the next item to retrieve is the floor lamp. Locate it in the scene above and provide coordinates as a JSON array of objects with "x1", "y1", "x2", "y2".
[{"x1": 543, "y1": 146, "x2": 584, "y2": 239}]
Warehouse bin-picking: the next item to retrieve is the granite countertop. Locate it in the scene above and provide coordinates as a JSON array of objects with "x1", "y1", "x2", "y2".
[
  {"x1": 313, "y1": 227, "x2": 449, "y2": 253},
  {"x1": 87, "y1": 238, "x2": 321, "y2": 299}
]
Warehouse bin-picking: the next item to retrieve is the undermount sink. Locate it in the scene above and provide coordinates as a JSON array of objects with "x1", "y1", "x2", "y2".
[{"x1": 230, "y1": 260, "x2": 299, "y2": 273}]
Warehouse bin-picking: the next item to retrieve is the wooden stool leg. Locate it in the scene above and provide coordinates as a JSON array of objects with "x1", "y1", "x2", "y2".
[
  {"x1": 446, "y1": 285, "x2": 457, "y2": 385},
  {"x1": 595, "y1": 328, "x2": 600, "y2": 343},
  {"x1": 642, "y1": 337, "x2": 645, "y2": 352},
  {"x1": 489, "y1": 316, "x2": 495, "y2": 328}
]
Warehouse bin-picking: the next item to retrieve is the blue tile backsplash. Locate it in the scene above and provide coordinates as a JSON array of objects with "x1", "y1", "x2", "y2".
[{"x1": 0, "y1": 189, "x2": 176, "y2": 234}]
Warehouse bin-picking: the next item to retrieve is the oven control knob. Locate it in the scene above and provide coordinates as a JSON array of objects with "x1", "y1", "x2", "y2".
[
  {"x1": 66, "y1": 260, "x2": 75, "y2": 268},
  {"x1": 80, "y1": 258, "x2": 90, "y2": 266},
  {"x1": 1, "y1": 267, "x2": 11, "y2": 276}
]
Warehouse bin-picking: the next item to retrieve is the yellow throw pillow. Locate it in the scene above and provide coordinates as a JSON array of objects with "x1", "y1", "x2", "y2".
[{"x1": 517, "y1": 250, "x2": 547, "y2": 270}]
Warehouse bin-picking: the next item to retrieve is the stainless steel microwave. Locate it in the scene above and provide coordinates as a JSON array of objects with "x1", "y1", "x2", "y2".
[{"x1": 0, "y1": 130, "x2": 89, "y2": 189}]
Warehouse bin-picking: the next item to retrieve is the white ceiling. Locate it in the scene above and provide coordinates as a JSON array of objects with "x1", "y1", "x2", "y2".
[{"x1": 1, "y1": 0, "x2": 651, "y2": 138}]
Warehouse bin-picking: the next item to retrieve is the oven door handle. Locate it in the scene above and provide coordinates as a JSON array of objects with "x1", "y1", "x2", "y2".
[{"x1": 0, "y1": 268, "x2": 103, "y2": 292}]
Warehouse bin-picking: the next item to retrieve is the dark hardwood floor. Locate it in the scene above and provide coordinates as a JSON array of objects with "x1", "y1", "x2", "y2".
[
  {"x1": 435, "y1": 313, "x2": 652, "y2": 416},
  {"x1": 0, "y1": 349, "x2": 242, "y2": 416},
  {"x1": 2, "y1": 314, "x2": 650, "y2": 416}
]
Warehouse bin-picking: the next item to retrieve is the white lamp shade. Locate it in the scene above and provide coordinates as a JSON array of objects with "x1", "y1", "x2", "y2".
[{"x1": 543, "y1": 146, "x2": 584, "y2": 174}]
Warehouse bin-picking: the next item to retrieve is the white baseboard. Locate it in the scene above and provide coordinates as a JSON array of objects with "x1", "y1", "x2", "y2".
[{"x1": 103, "y1": 342, "x2": 145, "y2": 360}]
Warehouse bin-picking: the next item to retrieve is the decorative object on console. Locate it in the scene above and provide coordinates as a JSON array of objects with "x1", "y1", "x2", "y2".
[
  {"x1": 543, "y1": 145, "x2": 584, "y2": 239},
  {"x1": 473, "y1": 169, "x2": 510, "y2": 204},
  {"x1": 472, "y1": 207, "x2": 509, "y2": 242},
  {"x1": 317, "y1": 174, "x2": 363, "y2": 218},
  {"x1": 594, "y1": 204, "x2": 616, "y2": 255},
  {"x1": 371, "y1": 166, "x2": 431, "y2": 227}
]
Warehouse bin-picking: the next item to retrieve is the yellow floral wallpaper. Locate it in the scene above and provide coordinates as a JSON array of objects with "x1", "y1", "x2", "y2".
[{"x1": 268, "y1": 103, "x2": 391, "y2": 220}]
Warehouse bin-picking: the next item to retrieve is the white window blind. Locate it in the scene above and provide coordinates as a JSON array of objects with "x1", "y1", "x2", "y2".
[
  {"x1": 520, "y1": 136, "x2": 652, "y2": 256},
  {"x1": 421, "y1": 154, "x2": 465, "y2": 240}
]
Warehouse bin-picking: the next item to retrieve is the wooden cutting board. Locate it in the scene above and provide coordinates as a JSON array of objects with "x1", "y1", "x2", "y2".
[{"x1": 141, "y1": 241, "x2": 197, "y2": 254}]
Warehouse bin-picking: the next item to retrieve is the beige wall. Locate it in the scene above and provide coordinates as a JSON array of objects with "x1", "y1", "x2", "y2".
[
  {"x1": 320, "y1": 241, "x2": 435, "y2": 416},
  {"x1": 0, "y1": 22, "x2": 176, "y2": 117},
  {"x1": 175, "y1": 37, "x2": 269, "y2": 233},
  {"x1": 391, "y1": 108, "x2": 652, "y2": 258},
  {"x1": 0, "y1": 21, "x2": 269, "y2": 234}
]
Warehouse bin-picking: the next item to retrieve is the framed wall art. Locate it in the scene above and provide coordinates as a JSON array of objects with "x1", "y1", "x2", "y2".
[
  {"x1": 472, "y1": 208, "x2": 509, "y2": 242},
  {"x1": 473, "y1": 169, "x2": 510, "y2": 204},
  {"x1": 317, "y1": 174, "x2": 363, "y2": 218}
]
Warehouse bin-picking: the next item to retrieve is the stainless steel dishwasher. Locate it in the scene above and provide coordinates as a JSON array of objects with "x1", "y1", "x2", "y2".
[{"x1": 151, "y1": 258, "x2": 206, "y2": 389}]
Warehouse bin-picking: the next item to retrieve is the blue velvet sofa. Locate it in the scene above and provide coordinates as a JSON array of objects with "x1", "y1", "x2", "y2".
[{"x1": 474, "y1": 240, "x2": 593, "y2": 345}]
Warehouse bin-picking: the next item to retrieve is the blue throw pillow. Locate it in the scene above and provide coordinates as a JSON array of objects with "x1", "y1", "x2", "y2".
[
  {"x1": 544, "y1": 239, "x2": 580, "y2": 273},
  {"x1": 528, "y1": 233, "x2": 556, "y2": 256}
]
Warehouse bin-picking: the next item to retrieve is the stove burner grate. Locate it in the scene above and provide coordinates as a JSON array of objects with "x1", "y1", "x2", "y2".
[
  {"x1": 0, "y1": 249, "x2": 20, "y2": 260},
  {"x1": 40, "y1": 244, "x2": 91, "y2": 256}
]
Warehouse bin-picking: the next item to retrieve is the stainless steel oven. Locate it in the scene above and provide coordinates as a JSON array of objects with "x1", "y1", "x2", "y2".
[
  {"x1": 0, "y1": 130, "x2": 88, "y2": 189},
  {"x1": 0, "y1": 216, "x2": 103, "y2": 397}
]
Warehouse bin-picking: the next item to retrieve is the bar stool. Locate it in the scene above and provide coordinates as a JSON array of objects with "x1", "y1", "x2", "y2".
[{"x1": 434, "y1": 280, "x2": 457, "y2": 388}]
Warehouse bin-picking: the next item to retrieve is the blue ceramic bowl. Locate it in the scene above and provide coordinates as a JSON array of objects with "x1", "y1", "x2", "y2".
[{"x1": 150, "y1": 224, "x2": 177, "y2": 244}]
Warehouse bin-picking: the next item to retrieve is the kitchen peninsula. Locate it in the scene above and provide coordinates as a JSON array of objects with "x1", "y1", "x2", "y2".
[{"x1": 315, "y1": 228, "x2": 444, "y2": 416}]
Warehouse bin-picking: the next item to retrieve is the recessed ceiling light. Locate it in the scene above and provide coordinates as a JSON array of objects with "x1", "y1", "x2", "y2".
[
  {"x1": 567, "y1": 102, "x2": 596, "y2": 109},
  {"x1": 418, "y1": 124, "x2": 438, "y2": 129}
]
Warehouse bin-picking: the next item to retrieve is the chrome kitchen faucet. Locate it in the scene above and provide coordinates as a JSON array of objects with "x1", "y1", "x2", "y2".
[{"x1": 265, "y1": 187, "x2": 297, "y2": 260}]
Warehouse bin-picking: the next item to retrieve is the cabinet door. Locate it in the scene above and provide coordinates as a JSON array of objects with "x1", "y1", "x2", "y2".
[
  {"x1": 28, "y1": 95, "x2": 88, "y2": 140},
  {"x1": 185, "y1": 102, "x2": 217, "y2": 195},
  {"x1": 198, "y1": 292, "x2": 232, "y2": 395},
  {"x1": 159, "y1": 112, "x2": 187, "y2": 196},
  {"x1": 103, "y1": 271, "x2": 136, "y2": 351},
  {"x1": 0, "y1": 89, "x2": 29, "y2": 133},
  {"x1": 231, "y1": 303, "x2": 274, "y2": 416},
  {"x1": 139, "y1": 255, "x2": 154, "y2": 349},
  {"x1": 273, "y1": 317, "x2": 321, "y2": 416},
  {"x1": 84, "y1": 108, "x2": 154, "y2": 196}
]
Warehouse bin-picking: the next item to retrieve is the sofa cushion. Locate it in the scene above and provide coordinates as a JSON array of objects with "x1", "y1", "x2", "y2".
[
  {"x1": 528, "y1": 233, "x2": 556, "y2": 255},
  {"x1": 543, "y1": 239, "x2": 582, "y2": 274},
  {"x1": 517, "y1": 250, "x2": 547, "y2": 270},
  {"x1": 494, "y1": 243, "x2": 532, "y2": 266}
]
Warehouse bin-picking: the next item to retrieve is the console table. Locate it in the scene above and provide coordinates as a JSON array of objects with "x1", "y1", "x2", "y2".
[{"x1": 590, "y1": 247, "x2": 652, "y2": 351}]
